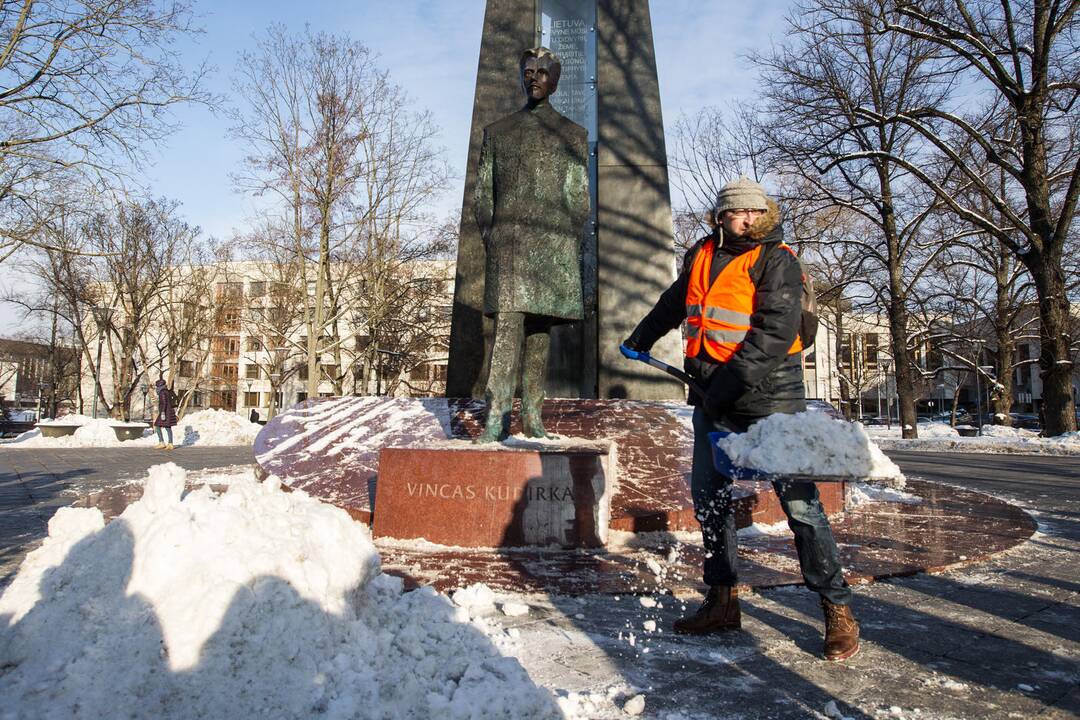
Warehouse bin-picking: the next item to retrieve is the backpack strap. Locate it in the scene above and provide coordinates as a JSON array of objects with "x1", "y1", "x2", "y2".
[{"x1": 748, "y1": 240, "x2": 776, "y2": 288}]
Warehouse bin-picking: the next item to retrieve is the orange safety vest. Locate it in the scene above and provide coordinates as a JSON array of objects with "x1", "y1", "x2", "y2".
[{"x1": 685, "y1": 239, "x2": 803, "y2": 363}]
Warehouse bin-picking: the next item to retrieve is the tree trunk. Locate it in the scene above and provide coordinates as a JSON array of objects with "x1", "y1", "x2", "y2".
[
  {"x1": 991, "y1": 333, "x2": 1014, "y2": 426},
  {"x1": 879, "y1": 169, "x2": 918, "y2": 438},
  {"x1": 1028, "y1": 257, "x2": 1076, "y2": 435}
]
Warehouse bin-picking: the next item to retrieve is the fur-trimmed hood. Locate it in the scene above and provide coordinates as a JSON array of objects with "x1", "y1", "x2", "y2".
[
  {"x1": 745, "y1": 199, "x2": 781, "y2": 242},
  {"x1": 707, "y1": 198, "x2": 782, "y2": 247}
]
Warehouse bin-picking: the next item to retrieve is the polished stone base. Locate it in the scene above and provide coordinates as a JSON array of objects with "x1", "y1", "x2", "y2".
[
  {"x1": 252, "y1": 397, "x2": 845, "y2": 534},
  {"x1": 372, "y1": 441, "x2": 613, "y2": 548},
  {"x1": 373, "y1": 479, "x2": 1036, "y2": 595}
]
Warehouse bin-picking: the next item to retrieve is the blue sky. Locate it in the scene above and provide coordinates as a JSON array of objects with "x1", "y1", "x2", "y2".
[
  {"x1": 0, "y1": 0, "x2": 794, "y2": 334},
  {"x1": 146, "y1": 0, "x2": 793, "y2": 238}
]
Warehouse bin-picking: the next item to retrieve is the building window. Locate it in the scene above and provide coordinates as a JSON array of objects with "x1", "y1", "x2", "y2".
[
  {"x1": 244, "y1": 391, "x2": 259, "y2": 407},
  {"x1": 297, "y1": 391, "x2": 308, "y2": 403},
  {"x1": 839, "y1": 334, "x2": 853, "y2": 370},
  {"x1": 212, "y1": 363, "x2": 239, "y2": 381},
  {"x1": 321, "y1": 364, "x2": 338, "y2": 380},
  {"x1": 210, "y1": 389, "x2": 235, "y2": 409},
  {"x1": 191, "y1": 391, "x2": 202, "y2": 407},
  {"x1": 246, "y1": 336, "x2": 262, "y2": 352},
  {"x1": 355, "y1": 335, "x2": 370, "y2": 350},
  {"x1": 179, "y1": 360, "x2": 195, "y2": 378},
  {"x1": 299, "y1": 365, "x2": 308, "y2": 381},
  {"x1": 249, "y1": 281, "x2": 265, "y2": 298},
  {"x1": 433, "y1": 364, "x2": 447, "y2": 382},
  {"x1": 864, "y1": 334, "x2": 879, "y2": 369},
  {"x1": 803, "y1": 351, "x2": 816, "y2": 370},
  {"x1": 245, "y1": 364, "x2": 260, "y2": 380},
  {"x1": 409, "y1": 364, "x2": 429, "y2": 381},
  {"x1": 216, "y1": 282, "x2": 243, "y2": 303}
]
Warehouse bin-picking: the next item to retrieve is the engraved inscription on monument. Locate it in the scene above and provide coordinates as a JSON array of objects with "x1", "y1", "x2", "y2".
[
  {"x1": 540, "y1": 0, "x2": 596, "y2": 134},
  {"x1": 372, "y1": 443, "x2": 613, "y2": 548}
]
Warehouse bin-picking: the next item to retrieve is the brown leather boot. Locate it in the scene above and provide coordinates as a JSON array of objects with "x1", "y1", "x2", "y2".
[
  {"x1": 673, "y1": 586, "x2": 741, "y2": 634},
  {"x1": 821, "y1": 599, "x2": 860, "y2": 661}
]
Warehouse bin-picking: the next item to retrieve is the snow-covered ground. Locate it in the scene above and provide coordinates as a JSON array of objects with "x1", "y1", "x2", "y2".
[
  {"x1": 5, "y1": 409, "x2": 260, "y2": 448},
  {"x1": 867, "y1": 421, "x2": 1080, "y2": 455},
  {"x1": 0, "y1": 464, "x2": 639, "y2": 719}
]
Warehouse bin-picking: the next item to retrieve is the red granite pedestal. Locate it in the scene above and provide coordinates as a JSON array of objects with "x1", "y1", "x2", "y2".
[
  {"x1": 252, "y1": 397, "x2": 846, "y2": 535},
  {"x1": 373, "y1": 442, "x2": 613, "y2": 548},
  {"x1": 238, "y1": 397, "x2": 1038, "y2": 595}
]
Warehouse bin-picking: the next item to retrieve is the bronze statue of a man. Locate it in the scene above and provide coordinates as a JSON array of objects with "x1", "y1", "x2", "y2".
[{"x1": 474, "y1": 47, "x2": 590, "y2": 442}]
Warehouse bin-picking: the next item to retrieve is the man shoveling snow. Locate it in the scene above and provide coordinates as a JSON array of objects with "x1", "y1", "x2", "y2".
[{"x1": 624, "y1": 177, "x2": 860, "y2": 661}]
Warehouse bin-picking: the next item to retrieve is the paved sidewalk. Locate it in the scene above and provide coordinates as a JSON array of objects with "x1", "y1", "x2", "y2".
[
  {"x1": 0, "y1": 446, "x2": 254, "y2": 584},
  {"x1": 509, "y1": 452, "x2": 1080, "y2": 719}
]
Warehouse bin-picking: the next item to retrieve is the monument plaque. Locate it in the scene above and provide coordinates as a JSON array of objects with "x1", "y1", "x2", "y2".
[{"x1": 372, "y1": 442, "x2": 614, "y2": 548}]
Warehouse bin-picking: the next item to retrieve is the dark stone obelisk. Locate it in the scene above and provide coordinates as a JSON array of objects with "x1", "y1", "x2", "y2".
[
  {"x1": 446, "y1": 1, "x2": 536, "y2": 401},
  {"x1": 447, "y1": 0, "x2": 683, "y2": 401}
]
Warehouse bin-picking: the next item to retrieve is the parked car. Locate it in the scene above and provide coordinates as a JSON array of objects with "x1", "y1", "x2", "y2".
[
  {"x1": 806, "y1": 399, "x2": 844, "y2": 420},
  {"x1": 1008, "y1": 413, "x2": 1041, "y2": 430},
  {"x1": 861, "y1": 415, "x2": 891, "y2": 426}
]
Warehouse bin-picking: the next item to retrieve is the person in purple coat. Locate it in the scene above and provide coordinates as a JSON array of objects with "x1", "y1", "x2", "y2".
[{"x1": 153, "y1": 377, "x2": 178, "y2": 450}]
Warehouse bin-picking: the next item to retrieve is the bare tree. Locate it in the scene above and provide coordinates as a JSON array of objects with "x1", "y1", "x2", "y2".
[
  {"x1": 671, "y1": 103, "x2": 778, "y2": 220},
  {"x1": 231, "y1": 26, "x2": 451, "y2": 402},
  {"x1": 753, "y1": 0, "x2": 956, "y2": 437},
  {"x1": 859, "y1": 0, "x2": 1080, "y2": 434},
  {"x1": 0, "y1": 1, "x2": 209, "y2": 263},
  {"x1": 85, "y1": 196, "x2": 202, "y2": 418}
]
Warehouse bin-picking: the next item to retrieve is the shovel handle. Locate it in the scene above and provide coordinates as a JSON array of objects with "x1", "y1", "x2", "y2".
[{"x1": 619, "y1": 345, "x2": 707, "y2": 399}]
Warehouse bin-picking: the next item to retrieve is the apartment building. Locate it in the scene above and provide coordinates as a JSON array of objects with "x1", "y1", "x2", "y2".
[{"x1": 81, "y1": 259, "x2": 454, "y2": 419}]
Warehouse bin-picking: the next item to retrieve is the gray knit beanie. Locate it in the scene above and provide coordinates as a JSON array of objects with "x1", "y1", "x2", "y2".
[{"x1": 715, "y1": 176, "x2": 770, "y2": 213}]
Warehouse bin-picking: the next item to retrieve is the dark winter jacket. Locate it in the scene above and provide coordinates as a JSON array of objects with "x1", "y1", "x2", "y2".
[
  {"x1": 475, "y1": 102, "x2": 590, "y2": 322},
  {"x1": 154, "y1": 380, "x2": 177, "y2": 428},
  {"x1": 627, "y1": 201, "x2": 806, "y2": 418}
]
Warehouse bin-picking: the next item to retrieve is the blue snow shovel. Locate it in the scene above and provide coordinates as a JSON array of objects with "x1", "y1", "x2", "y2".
[
  {"x1": 618, "y1": 344, "x2": 707, "y2": 399},
  {"x1": 619, "y1": 344, "x2": 885, "y2": 484}
]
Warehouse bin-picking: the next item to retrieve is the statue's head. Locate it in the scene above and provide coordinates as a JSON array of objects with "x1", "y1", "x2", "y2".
[{"x1": 520, "y1": 47, "x2": 561, "y2": 104}]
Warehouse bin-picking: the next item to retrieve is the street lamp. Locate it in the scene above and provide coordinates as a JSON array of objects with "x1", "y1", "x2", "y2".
[
  {"x1": 882, "y1": 360, "x2": 893, "y2": 429},
  {"x1": 90, "y1": 306, "x2": 114, "y2": 419},
  {"x1": 140, "y1": 382, "x2": 149, "y2": 422}
]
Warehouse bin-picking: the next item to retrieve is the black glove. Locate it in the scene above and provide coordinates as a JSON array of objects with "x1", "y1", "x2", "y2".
[
  {"x1": 623, "y1": 326, "x2": 653, "y2": 353},
  {"x1": 703, "y1": 374, "x2": 735, "y2": 420}
]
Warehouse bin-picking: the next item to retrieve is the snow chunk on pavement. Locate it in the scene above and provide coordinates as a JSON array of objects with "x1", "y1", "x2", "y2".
[
  {"x1": 501, "y1": 601, "x2": 530, "y2": 617},
  {"x1": 8, "y1": 409, "x2": 260, "y2": 448},
  {"x1": 452, "y1": 583, "x2": 497, "y2": 613},
  {"x1": 623, "y1": 693, "x2": 646, "y2": 715},
  {"x1": 0, "y1": 466, "x2": 560, "y2": 719},
  {"x1": 716, "y1": 411, "x2": 904, "y2": 482}
]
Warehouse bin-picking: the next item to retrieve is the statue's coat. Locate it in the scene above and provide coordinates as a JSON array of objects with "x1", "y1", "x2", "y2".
[{"x1": 475, "y1": 103, "x2": 589, "y2": 322}]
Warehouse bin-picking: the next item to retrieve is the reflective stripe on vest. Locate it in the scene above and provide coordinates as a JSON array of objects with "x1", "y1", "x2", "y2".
[{"x1": 685, "y1": 239, "x2": 803, "y2": 363}]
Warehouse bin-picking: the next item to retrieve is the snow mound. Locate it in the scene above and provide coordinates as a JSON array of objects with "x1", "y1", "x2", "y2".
[
  {"x1": 979, "y1": 424, "x2": 1038, "y2": 439},
  {"x1": 7, "y1": 409, "x2": 260, "y2": 448},
  {"x1": 716, "y1": 411, "x2": 904, "y2": 482},
  {"x1": 178, "y1": 408, "x2": 260, "y2": 446},
  {"x1": 0, "y1": 465, "x2": 560, "y2": 719},
  {"x1": 48, "y1": 413, "x2": 96, "y2": 425},
  {"x1": 847, "y1": 482, "x2": 922, "y2": 507},
  {"x1": 917, "y1": 422, "x2": 960, "y2": 438}
]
